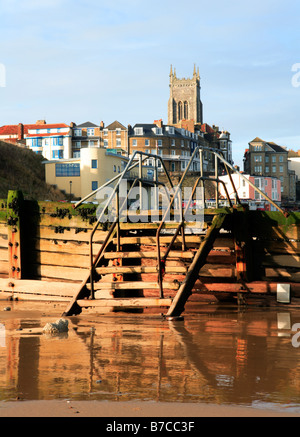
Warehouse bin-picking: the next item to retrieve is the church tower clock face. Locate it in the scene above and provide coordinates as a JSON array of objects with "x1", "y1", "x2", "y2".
[{"x1": 168, "y1": 65, "x2": 203, "y2": 126}]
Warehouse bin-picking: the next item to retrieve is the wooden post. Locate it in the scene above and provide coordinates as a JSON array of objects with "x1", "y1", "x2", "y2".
[
  {"x1": 7, "y1": 190, "x2": 23, "y2": 279},
  {"x1": 166, "y1": 213, "x2": 226, "y2": 318},
  {"x1": 233, "y1": 209, "x2": 253, "y2": 283}
]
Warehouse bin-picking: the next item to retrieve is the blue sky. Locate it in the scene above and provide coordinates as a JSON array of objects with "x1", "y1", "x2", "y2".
[{"x1": 0, "y1": 0, "x2": 300, "y2": 167}]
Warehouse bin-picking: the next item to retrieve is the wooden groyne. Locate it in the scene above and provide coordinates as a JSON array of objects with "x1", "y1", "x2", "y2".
[{"x1": 0, "y1": 190, "x2": 299, "y2": 316}]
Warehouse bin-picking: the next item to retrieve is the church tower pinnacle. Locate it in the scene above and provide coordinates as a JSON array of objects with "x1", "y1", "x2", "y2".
[{"x1": 167, "y1": 65, "x2": 203, "y2": 126}]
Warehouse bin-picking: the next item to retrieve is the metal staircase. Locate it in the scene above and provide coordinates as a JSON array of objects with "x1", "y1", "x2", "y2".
[{"x1": 62, "y1": 148, "x2": 284, "y2": 318}]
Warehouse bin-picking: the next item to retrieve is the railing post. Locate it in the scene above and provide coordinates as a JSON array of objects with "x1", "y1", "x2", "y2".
[{"x1": 215, "y1": 154, "x2": 219, "y2": 208}]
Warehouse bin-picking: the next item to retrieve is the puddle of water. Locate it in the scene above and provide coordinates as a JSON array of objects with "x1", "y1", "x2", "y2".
[{"x1": 0, "y1": 300, "x2": 300, "y2": 414}]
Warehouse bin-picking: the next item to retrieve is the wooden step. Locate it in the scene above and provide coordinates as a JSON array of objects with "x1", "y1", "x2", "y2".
[
  {"x1": 86, "y1": 281, "x2": 180, "y2": 291},
  {"x1": 103, "y1": 250, "x2": 194, "y2": 259},
  {"x1": 95, "y1": 266, "x2": 187, "y2": 275},
  {"x1": 77, "y1": 297, "x2": 173, "y2": 308},
  {"x1": 119, "y1": 222, "x2": 208, "y2": 231},
  {"x1": 113, "y1": 235, "x2": 204, "y2": 245}
]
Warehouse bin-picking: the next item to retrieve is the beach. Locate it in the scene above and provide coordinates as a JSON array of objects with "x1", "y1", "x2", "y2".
[{"x1": 0, "y1": 399, "x2": 298, "y2": 417}]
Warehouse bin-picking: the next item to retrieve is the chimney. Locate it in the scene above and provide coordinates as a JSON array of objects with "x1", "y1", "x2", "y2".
[
  {"x1": 36, "y1": 120, "x2": 46, "y2": 125},
  {"x1": 154, "y1": 119, "x2": 163, "y2": 128},
  {"x1": 100, "y1": 121, "x2": 105, "y2": 129},
  {"x1": 17, "y1": 123, "x2": 24, "y2": 140}
]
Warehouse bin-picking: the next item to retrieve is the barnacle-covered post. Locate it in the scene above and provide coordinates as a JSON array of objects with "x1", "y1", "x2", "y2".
[{"x1": 7, "y1": 190, "x2": 23, "y2": 279}]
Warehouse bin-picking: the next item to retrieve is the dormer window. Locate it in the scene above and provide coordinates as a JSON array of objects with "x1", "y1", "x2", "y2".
[
  {"x1": 166, "y1": 126, "x2": 175, "y2": 134},
  {"x1": 134, "y1": 127, "x2": 144, "y2": 135},
  {"x1": 154, "y1": 127, "x2": 162, "y2": 135}
]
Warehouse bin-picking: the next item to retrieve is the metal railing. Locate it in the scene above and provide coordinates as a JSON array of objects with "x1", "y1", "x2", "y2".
[{"x1": 74, "y1": 147, "x2": 285, "y2": 300}]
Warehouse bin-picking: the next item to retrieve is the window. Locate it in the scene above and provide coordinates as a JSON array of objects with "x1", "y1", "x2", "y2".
[
  {"x1": 116, "y1": 128, "x2": 121, "y2": 136},
  {"x1": 75, "y1": 141, "x2": 81, "y2": 148},
  {"x1": 171, "y1": 139, "x2": 175, "y2": 147},
  {"x1": 73, "y1": 151, "x2": 80, "y2": 158},
  {"x1": 184, "y1": 101, "x2": 188, "y2": 119},
  {"x1": 87, "y1": 128, "x2": 94, "y2": 136},
  {"x1": 53, "y1": 137, "x2": 63, "y2": 146},
  {"x1": 92, "y1": 181, "x2": 98, "y2": 191},
  {"x1": 272, "y1": 165, "x2": 276, "y2": 173},
  {"x1": 113, "y1": 165, "x2": 116, "y2": 172},
  {"x1": 254, "y1": 165, "x2": 262, "y2": 173},
  {"x1": 171, "y1": 150, "x2": 176, "y2": 156},
  {"x1": 118, "y1": 166, "x2": 120, "y2": 173},
  {"x1": 157, "y1": 140, "x2": 162, "y2": 147},
  {"x1": 104, "y1": 139, "x2": 108, "y2": 147},
  {"x1": 116, "y1": 139, "x2": 121, "y2": 147},
  {"x1": 254, "y1": 155, "x2": 262, "y2": 162},
  {"x1": 181, "y1": 140, "x2": 184, "y2": 147},
  {"x1": 167, "y1": 126, "x2": 175, "y2": 134},
  {"x1": 178, "y1": 102, "x2": 183, "y2": 121},
  {"x1": 74, "y1": 129, "x2": 82, "y2": 136},
  {"x1": 91, "y1": 159, "x2": 98, "y2": 169},
  {"x1": 31, "y1": 138, "x2": 42, "y2": 147},
  {"x1": 279, "y1": 165, "x2": 283, "y2": 173},
  {"x1": 272, "y1": 155, "x2": 276, "y2": 163},
  {"x1": 265, "y1": 166, "x2": 269, "y2": 173},
  {"x1": 265, "y1": 156, "x2": 269, "y2": 163},
  {"x1": 134, "y1": 127, "x2": 143, "y2": 135},
  {"x1": 55, "y1": 163, "x2": 80, "y2": 177},
  {"x1": 52, "y1": 150, "x2": 63, "y2": 159},
  {"x1": 103, "y1": 129, "x2": 108, "y2": 136},
  {"x1": 132, "y1": 139, "x2": 137, "y2": 147},
  {"x1": 145, "y1": 139, "x2": 149, "y2": 146}
]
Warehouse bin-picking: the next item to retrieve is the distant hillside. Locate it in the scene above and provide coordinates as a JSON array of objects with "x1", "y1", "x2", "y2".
[{"x1": 0, "y1": 141, "x2": 67, "y2": 201}]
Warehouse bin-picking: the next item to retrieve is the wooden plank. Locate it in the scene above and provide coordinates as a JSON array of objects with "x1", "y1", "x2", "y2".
[
  {"x1": 103, "y1": 250, "x2": 195, "y2": 259},
  {"x1": 86, "y1": 281, "x2": 180, "y2": 291},
  {"x1": 95, "y1": 265, "x2": 187, "y2": 274},
  {"x1": 77, "y1": 297, "x2": 173, "y2": 308},
  {"x1": 256, "y1": 240, "x2": 300, "y2": 255},
  {"x1": 33, "y1": 264, "x2": 88, "y2": 281},
  {"x1": 263, "y1": 268, "x2": 300, "y2": 281},
  {"x1": 192, "y1": 280, "x2": 300, "y2": 294},
  {"x1": 0, "y1": 291, "x2": 71, "y2": 301},
  {"x1": 34, "y1": 238, "x2": 102, "y2": 256},
  {"x1": 0, "y1": 260, "x2": 9, "y2": 275},
  {"x1": 253, "y1": 224, "x2": 300, "y2": 240},
  {"x1": 0, "y1": 278, "x2": 75, "y2": 297},
  {"x1": 38, "y1": 226, "x2": 107, "y2": 242},
  {"x1": 262, "y1": 254, "x2": 300, "y2": 268},
  {"x1": 0, "y1": 248, "x2": 8, "y2": 261},
  {"x1": 119, "y1": 221, "x2": 208, "y2": 230},
  {"x1": 30, "y1": 250, "x2": 90, "y2": 268},
  {"x1": 113, "y1": 235, "x2": 205, "y2": 245}
]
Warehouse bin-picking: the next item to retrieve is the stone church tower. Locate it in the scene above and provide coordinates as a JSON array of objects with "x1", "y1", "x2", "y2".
[{"x1": 168, "y1": 65, "x2": 203, "y2": 126}]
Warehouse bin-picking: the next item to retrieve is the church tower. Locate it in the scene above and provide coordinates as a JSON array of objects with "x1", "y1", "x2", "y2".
[{"x1": 168, "y1": 65, "x2": 203, "y2": 126}]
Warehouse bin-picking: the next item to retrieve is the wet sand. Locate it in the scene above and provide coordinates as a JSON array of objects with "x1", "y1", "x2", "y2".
[
  {"x1": 1, "y1": 301, "x2": 300, "y2": 418},
  {"x1": 0, "y1": 399, "x2": 298, "y2": 417}
]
